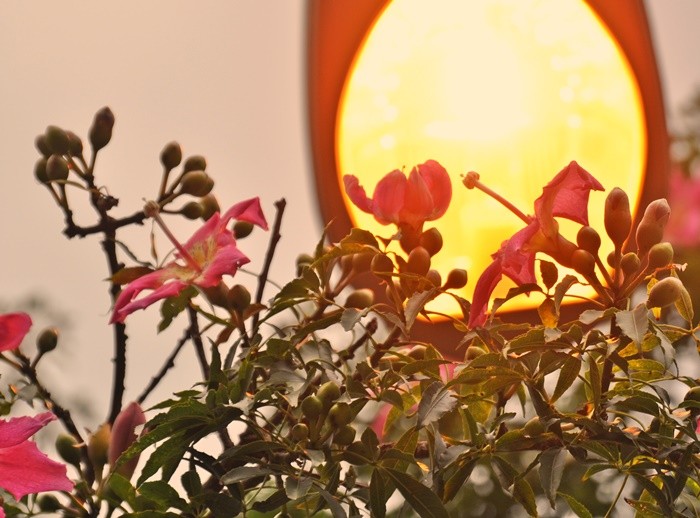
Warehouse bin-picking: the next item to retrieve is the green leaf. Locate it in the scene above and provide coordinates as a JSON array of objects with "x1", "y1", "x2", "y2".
[
  {"x1": 558, "y1": 492, "x2": 593, "y2": 518},
  {"x1": 285, "y1": 476, "x2": 313, "y2": 500},
  {"x1": 513, "y1": 477, "x2": 538, "y2": 517},
  {"x1": 539, "y1": 449, "x2": 566, "y2": 508},
  {"x1": 416, "y1": 381, "x2": 457, "y2": 429},
  {"x1": 551, "y1": 355, "x2": 581, "y2": 402},
  {"x1": 105, "y1": 473, "x2": 136, "y2": 508},
  {"x1": 220, "y1": 465, "x2": 273, "y2": 484},
  {"x1": 369, "y1": 469, "x2": 388, "y2": 518},
  {"x1": 676, "y1": 283, "x2": 694, "y2": 323},
  {"x1": 442, "y1": 457, "x2": 478, "y2": 502},
  {"x1": 616, "y1": 304, "x2": 649, "y2": 345},
  {"x1": 540, "y1": 260, "x2": 558, "y2": 290},
  {"x1": 587, "y1": 355, "x2": 601, "y2": 407},
  {"x1": 138, "y1": 481, "x2": 187, "y2": 511},
  {"x1": 381, "y1": 467, "x2": 449, "y2": 518},
  {"x1": 553, "y1": 274, "x2": 579, "y2": 312},
  {"x1": 626, "y1": 359, "x2": 667, "y2": 382},
  {"x1": 316, "y1": 487, "x2": 348, "y2": 518},
  {"x1": 157, "y1": 286, "x2": 196, "y2": 332},
  {"x1": 404, "y1": 289, "x2": 439, "y2": 331}
]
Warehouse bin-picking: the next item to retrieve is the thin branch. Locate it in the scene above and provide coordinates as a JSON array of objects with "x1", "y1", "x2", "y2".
[{"x1": 137, "y1": 326, "x2": 192, "y2": 405}]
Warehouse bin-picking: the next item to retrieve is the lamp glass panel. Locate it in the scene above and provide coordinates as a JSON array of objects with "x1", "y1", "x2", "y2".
[{"x1": 336, "y1": 0, "x2": 645, "y2": 316}]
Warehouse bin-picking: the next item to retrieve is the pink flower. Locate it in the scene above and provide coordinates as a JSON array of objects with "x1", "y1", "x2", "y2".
[
  {"x1": 0, "y1": 412, "x2": 73, "y2": 503},
  {"x1": 469, "y1": 161, "x2": 604, "y2": 327},
  {"x1": 0, "y1": 312, "x2": 32, "y2": 352},
  {"x1": 664, "y1": 168, "x2": 700, "y2": 248},
  {"x1": 109, "y1": 402, "x2": 146, "y2": 480},
  {"x1": 110, "y1": 197, "x2": 268, "y2": 324},
  {"x1": 343, "y1": 160, "x2": 452, "y2": 231}
]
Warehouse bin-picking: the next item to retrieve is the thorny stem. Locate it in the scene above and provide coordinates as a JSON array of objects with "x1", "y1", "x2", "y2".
[{"x1": 463, "y1": 171, "x2": 532, "y2": 225}]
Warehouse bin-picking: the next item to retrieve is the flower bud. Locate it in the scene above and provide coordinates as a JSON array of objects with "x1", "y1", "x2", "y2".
[
  {"x1": 46, "y1": 154, "x2": 69, "y2": 181},
  {"x1": 636, "y1": 199, "x2": 671, "y2": 256},
  {"x1": 66, "y1": 131, "x2": 83, "y2": 157},
  {"x1": 371, "y1": 254, "x2": 394, "y2": 277},
  {"x1": 290, "y1": 423, "x2": 309, "y2": 442},
  {"x1": 604, "y1": 188, "x2": 632, "y2": 247},
  {"x1": 607, "y1": 251, "x2": 617, "y2": 268},
  {"x1": 352, "y1": 253, "x2": 373, "y2": 273},
  {"x1": 648, "y1": 242, "x2": 674, "y2": 269},
  {"x1": 179, "y1": 170, "x2": 214, "y2": 197},
  {"x1": 426, "y1": 269, "x2": 442, "y2": 287},
  {"x1": 181, "y1": 201, "x2": 204, "y2": 220},
  {"x1": 571, "y1": 249, "x2": 596, "y2": 277},
  {"x1": 576, "y1": 226, "x2": 601, "y2": 255},
  {"x1": 87, "y1": 423, "x2": 111, "y2": 473},
  {"x1": 406, "y1": 246, "x2": 431, "y2": 276},
  {"x1": 55, "y1": 433, "x2": 81, "y2": 467},
  {"x1": 620, "y1": 252, "x2": 641, "y2": 276},
  {"x1": 45, "y1": 125, "x2": 70, "y2": 155},
  {"x1": 183, "y1": 155, "x2": 207, "y2": 173},
  {"x1": 89, "y1": 107, "x2": 115, "y2": 152},
  {"x1": 465, "y1": 346, "x2": 486, "y2": 361},
  {"x1": 199, "y1": 194, "x2": 220, "y2": 220},
  {"x1": 328, "y1": 402, "x2": 352, "y2": 427},
  {"x1": 233, "y1": 221, "x2": 254, "y2": 239},
  {"x1": 160, "y1": 141, "x2": 182, "y2": 170},
  {"x1": 407, "y1": 345, "x2": 427, "y2": 360},
  {"x1": 646, "y1": 277, "x2": 683, "y2": 308},
  {"x1": 35, "y1": 134, "x2": 51, "y2": 157},
  {"x1": 333, "y1": 425, "x2": 356, "y2": 446},
  {"x1": 443, "y1": 268, "x2": 468, "y2": 290},
  {"x1": 301, "y1": 395, "x2": 324, "y2": 419},
  {"x1": 317, "y1": 381, "x2": 341, "y2": 409},
  {"x1": 345, "y1": 288, "x2": 374, "y2": 309},
  {"x1": 34, "y1": 158, "x2": 49, "y2": 184},
  {"x1": 386, "y1": 281, "x2": 406, "y2": 302},
  {"x1": 109, "y1": 402, "x2": 146, "y2": 480},
  {"x1": 227, "y1": 284, "x2": 251, "y2": 312},
  {"x1": 36, "y1": 327, "x2": 59, "y2": 354},
  {"x1": 202, "y1": 284, "x2": 229, "y2": 308},
  {"x1": 419, "y1": 228, "x2": 443, "y2": 256}
]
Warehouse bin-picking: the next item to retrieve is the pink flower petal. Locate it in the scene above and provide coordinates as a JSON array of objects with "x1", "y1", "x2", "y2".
[
  {"x1": 0, "y1": 313, "x2": 32, "y2": 352},
  {"x1": 469, "y1": 259, "x2": 504, "y2": 328},
  {"x1": 112, "y1": 279, "x2": 188, "y2": 323},
  {"x1": 0, "y1": 441, "x2": 73, "y2": 500},
  {"x1": 401, "y1": 167, "x2": 435, "y2": 229},
  {"x1": 343, "y1": 175, "x2": 374, "y2": 215},
  {"x1": 417, "y1": 160, "x2": 452, "y2": 220},
  {"x1": 0, "y1": 413, "x2": 56, "y2": 449},
  {"x1": 198, "y1": 245, "x2": 250, "y2": 287},
  {"x1": 372, "y1": 170, "x2": 407, "y2": 225},
  {"x1": 221, "y1": 197, "x2": 269, "y2": 230}
]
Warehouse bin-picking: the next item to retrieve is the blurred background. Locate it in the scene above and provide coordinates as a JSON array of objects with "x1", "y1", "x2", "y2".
[{"x1": 0, "y1": 1, "x2": 698, "y2": 430}]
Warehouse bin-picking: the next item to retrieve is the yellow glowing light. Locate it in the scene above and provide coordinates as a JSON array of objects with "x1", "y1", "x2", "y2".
[{"x1": 336, "y1": 0, "x2": 646, "y2": 317}]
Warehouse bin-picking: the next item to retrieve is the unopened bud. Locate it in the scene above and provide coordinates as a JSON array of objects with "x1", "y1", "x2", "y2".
[
  {"x1": 443, "y1": 268, "x2": 468, "y2": 289},
  {"x1": 636, "y1": 199, "x2": 671, "y2": 256},
  {"x1": 301, "y1": 395, "x2": 323, "y2": 419},
  {"x1": 345, "y1": 288, "x2": 374, "y2": 309},
  {"x1": 45, "y1": 125, "x2": 70, "y2": 155},
  {"x1": 37, "y1": 327, "x2": 59, "y2": 354},
  {"x1": 406, "y1": 246, "x2": 431, "y2": 276},
  {"x1": 296, "y1": 253, "x2": 314, "y2": 275},
  {"x1": 571, "y1": 249, "x2": 596, "y2": 277},
  {"x1": 620, "y1": 252, "x2": 641, "y2": 276},
  {"x1": 646, "y1": 277, "x2": 683, "y2": 308},
  {"x1": 181, "y1": 201, "x2": 203, "y2": 220},
  {"x1": 160, "y1": 141, "x2": 182, "y2": 170},
  {"x1": 290, "y1": 423, "x2": 309, "y2": 442},
  {"x1": 333, "y1": 425, "x2": 356, "y2": 446},
  {"x1": 317, "y1": 381, "x2": 341, "y2": 408},
  {"x1": 35, "y1": 134, "x2": 52, "y2": 157},
  {"x1": 179, "y1": 170, "x2": 214, "y2": 196},
  {"x1": 55, "y1": 433, "x2": 81, "y2": 467},
  {"x1": 183, "y1": 155, "x2": 207, "y2": 173},
  {"x1": 426, "y1": 269, "x2": 442, "y2": 287},
  {"x1": 604, "y1": 188, "x2": 632, "y2": 247},
  {"x1": 419, "y1": 228, "x2": 443, "y2": 256},
  {"x1": 200, "y1": 194, "x2": 220, "y2": 220},
  {"x1": 607, "y1": 251, "x2": 617, "y2": 268},
  {"x1": 227, "y1": 284, "x2": 251, "y2": 312},
  {"x1": 352, "y1": 253, "x2": 373, "y2": 273},
  {"x1": 34, "y1": 158, "x2": 49, "y2": 184},
  {"x1": 66, "y1": 131, "x2": 83, "y2": 157},
  {"x1": 328, "y1": 402, "x2": 352, "y2": 426},
  {"x1": 46, "y1": 154, "x2": 69, "y2": 181},
  {"x1": 88, "y1": 107, "x2": 115, "y2": 152},
  {"x1": 109, "y1": 402, "x2": 146, "y2": 480},
  {"x1": 371, "y1": 254, "x2": 394, "y2": 277},
  {"x1": 577, "y1": 226, "x2": 601, "y2": 255},
  {"x1": 87, "y1": 423, "x2": 111, "y2": 472},
  {"x1": 233, "y1": 221, "x2": 254, "y2": 239},
  {"x1": 648, "y1": 242, "x2": 674, "y2": 269}
]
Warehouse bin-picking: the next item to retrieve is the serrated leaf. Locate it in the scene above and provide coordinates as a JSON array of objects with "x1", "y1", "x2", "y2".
[
  {"x1": 539, "y1": 449, "x2": 566, "y2": 508},
  {"x1": 538, "y1": 297, "x2": 558, "y2": 328},
  {"x1": 381, "y1": 467, "x2": 449, "y2": 518},
  {"x1": 416, "y1": 381, "x2": 457, "y2": 428},
  {"x1": 616, "y1": 304, "x2": 649, "y2": 345},
  {"x1": 558, "y1": 492, "x2": 593, "y2": 518},
  {"x1": 513, "y1": 477, "x2": 538, "y2": 517},
  {"x1": 553, "y1": 274, "x2": 579, "y2": 312},
  {"x1": 404, "y1": 289, "x2": 439, "y2": 331},
  {"x1": 443, "y1": 457, "x2": 478, "y2": 502},
  {"x1": 369, "y1": 469, "x2": 388, "y2": 518},
  {"x1": 551, "y1": 355, "x2": 581, "y2": 402},
  {"x1": 138, "y1": 481, "x2": 187, "y2": 511}
]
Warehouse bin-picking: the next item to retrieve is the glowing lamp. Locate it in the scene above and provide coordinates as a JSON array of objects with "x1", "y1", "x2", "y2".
[{"x1": 307, "y1": 0, "x2": 668, "y2": 338}]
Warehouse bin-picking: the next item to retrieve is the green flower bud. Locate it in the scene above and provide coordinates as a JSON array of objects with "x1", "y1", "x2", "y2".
[
  {"x1": 636, "y1": 199, "x2": 671, "y2": 256},
  {"x1": 426, "y1": 269, "x2": 442, "y2": 287},
  {"x1": 88, "y1": 423, "x2": 111, "y2": 472},
  {"x1": 179, "y1": 170, "x2": 214, "y2": 197},
  {"x1": 345, "y1": 288, "x2": 374, "y2": 309},
  {"x1": 183, "y1": 155, "x2": 207, "y2": 172},
  {"x1": 227, "y1": 284, "x2": 251, "y2": 312},
  {"x1": 406, "y1": 246, "x2": 431, "y2": 276},
  {"x1": 55, "y1": 433, "x2": 82, "y2": 467},
  {"x1": 233, "y1": 221, "x2": 254, "y2": 239},
  {"x1": 333, "y1": 425, "x2": 356, "y2": 446},
  {"x1": 523, "y1": 416, "x2": 545, "y2": 436},
  {"x1": 371, "y1": 254, "x2": 394, "y2": 277},
  {"x1": 202, "y1": 284, "x2": 229, "y2": 308},
  {"x1": 576, "y1": 226, "x2": 601, "y2": 255},
  {"x1": 571, "y1": 249, "x2": 596, "y2": 277},
  {"x1": 646, "y1": 277, "x2": 683, "y2": 308},
  {"x1": 89, "y1": 107, "x2": 115, "y2": 152},
  {"x1": 45, "y1": 125, "x2": 70, "y2": 155},
  {"x1": 408, "y1": 345, "x2": 427, "y2": 360},
  {"x1": 604, "y1": 187, "x2": 632, "y2": 247},
  {"x1": 160, "y1": 141, "x2": 182, "y2": 170},
  {"x1": 352, "y1": 252, "x2": 373, "y2": 273},
  {"x1": 648, "y1": 242, "x2": 674, "y2": 269},
  {"x1": 419, "y1": 228, "x2": 443, "y2": 256},
  {"x1": 35, "y1": 134, "x2": 51, "y2": 157},
  {"x1": 328, "y1": 402, "x2": 352, "y2": 427},
  {"x1": 317, "y1": 381, "x2": 341, "y2": 408},
  {"x1": 37, "y1": 327, "x2": 59, "y2": 354},
  {"x1": 34, "y1": 157, "x2": 49, "y2": 184},
  {"x1": 290, "y1": 423, "x2": 309, "y2": 442},
  {"x1": 465, "y1": 345, "x2": 486, "y2": 361},
  {"x1": 443, "y1": 268, "x2": 468, "y2": 290},
  {"x1": 301, "y1": 395, "x2": 324, "y2": 419},
  {"x1": 46, "y1": 154, "x2": 69, "y2": 181},
  {"x1": 199, "y1": 194, "x2": 219, "y2": 220},
  {"x1": 181, "y1": 201, "x2": 204, "y2": 220},
  {"x1": 66, "y1": 130, "x2": 83, "y2": 157},
  {"x1": 620, "y1": 252, "x2": 641, "y2": 276}
]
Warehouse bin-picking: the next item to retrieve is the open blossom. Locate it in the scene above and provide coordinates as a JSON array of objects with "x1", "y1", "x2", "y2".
[
  {"x1": 0, "y1": 412, "x2": 73, "y2": 508},
  {"x1": 110, "y1": 197, "x2": 268, "y2": 324},
  {"x1": 343, "y1": 160, "x2": 452, "y2": 231},
  {"x1": 0, "y1": 312, "x2": 32, "y2": 352},
  {"x1": 469, "y1": 161, "x2": 604, "y2": 327}
]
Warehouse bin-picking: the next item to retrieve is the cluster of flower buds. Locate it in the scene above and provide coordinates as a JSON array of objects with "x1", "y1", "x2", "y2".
[{"x1": 293, "y1": 381, "x2": 356, "y2": 448}]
